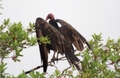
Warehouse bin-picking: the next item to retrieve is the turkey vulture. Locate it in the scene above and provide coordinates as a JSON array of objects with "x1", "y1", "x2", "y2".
[
  {"x1": 35, "y1": 17, "x2": 80, "y2": 72},
  {"x1": 46, "y1": 13, "x2": 91, "y2": 52}
]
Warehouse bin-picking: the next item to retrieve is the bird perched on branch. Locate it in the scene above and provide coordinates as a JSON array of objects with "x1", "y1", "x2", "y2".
[{"x1": 35, "y1": 17, "x2": 81, "y2": 72}]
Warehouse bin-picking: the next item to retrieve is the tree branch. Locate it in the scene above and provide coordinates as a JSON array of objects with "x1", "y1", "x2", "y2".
[{"x1": 25, "y1": 56, "x2": 66, "y2": 74}]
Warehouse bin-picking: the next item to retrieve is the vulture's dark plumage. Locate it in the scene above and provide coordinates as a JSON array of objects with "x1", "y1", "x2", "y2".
[
  {"x1": 46, "y1": 13, "x2": 91, "y2": 52},
  {"x1": 35, "y1": 17, "x2": 80, "y2": 72}
]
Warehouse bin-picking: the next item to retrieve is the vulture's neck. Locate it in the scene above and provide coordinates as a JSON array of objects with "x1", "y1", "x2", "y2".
[{"x1": 49, "y1": 19, "x2": 59, "y2": 30}]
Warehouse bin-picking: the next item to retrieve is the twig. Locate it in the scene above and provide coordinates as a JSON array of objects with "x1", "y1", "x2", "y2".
[
  {"x1": 25, "y1": 56, "x2": 66, "y2": 74},
  {"x1": 25, "y1": 51, "x2": 83, "y2": 74},
  {"x1": 61, "y1": 61, "x2": 82, "y2": 75},
  {"x1": 61, "y1": 66, "x2": 71, "y2": 75},
  {"x1": 48, "y1": 63, "x2": 59, "y2": 71},
  {"x1": 25, "y1": 65, "x2": 42, "y2": 74}
]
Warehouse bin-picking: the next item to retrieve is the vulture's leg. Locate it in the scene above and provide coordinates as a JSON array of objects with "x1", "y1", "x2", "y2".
[
  {"x1": 51, "y1": 51, "x2": 60, "y2": 63},
  {"x1": 51, "y1": 52, "x2": 56, "y2": 64},
  {"x1": 56, "y1": 52, "x2": 59, "y2": 61}
]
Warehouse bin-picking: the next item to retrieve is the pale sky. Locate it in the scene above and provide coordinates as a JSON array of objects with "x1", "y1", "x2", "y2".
[{"x1": 0, "y1": 0, "x2": 120, "y2": 76}]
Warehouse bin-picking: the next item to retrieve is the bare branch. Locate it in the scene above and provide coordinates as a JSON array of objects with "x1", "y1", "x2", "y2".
[
  {"x1": 25, "y1": 56, "x2": 66, "y2": 74},
  {"x1": 61, "y1": 66, "x2": 71, "y2": 75}
]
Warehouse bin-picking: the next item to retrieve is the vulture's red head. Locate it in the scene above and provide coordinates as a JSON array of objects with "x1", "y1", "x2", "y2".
[{"x1": 46, "y1": 13, "x2": 55, "y2": 21}]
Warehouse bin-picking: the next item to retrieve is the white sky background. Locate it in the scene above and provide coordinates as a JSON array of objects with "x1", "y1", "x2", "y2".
[{"x1": 0, "y1": 0, "x2": 120, "y2": 76}]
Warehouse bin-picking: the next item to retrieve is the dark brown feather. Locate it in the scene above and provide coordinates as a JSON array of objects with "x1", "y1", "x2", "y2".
[
  {"x1": 35, "y1": 17, "x2": 80, "y2": 72},
  {"x1": 56, "y1": 19, "x2": 92, "y2": 51},
  {"x1": 35, "y1": 19, "x2": 49, "y2": 72}
]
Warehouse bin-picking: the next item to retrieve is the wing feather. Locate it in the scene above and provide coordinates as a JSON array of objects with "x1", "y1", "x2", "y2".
[{"x1": 56, "y1": 19, "x2": 91, "y2": 51}]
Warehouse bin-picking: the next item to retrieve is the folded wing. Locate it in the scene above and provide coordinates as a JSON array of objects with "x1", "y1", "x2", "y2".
[{"x1": 56, "y1": 19, "x2": 92, "y2": 51}]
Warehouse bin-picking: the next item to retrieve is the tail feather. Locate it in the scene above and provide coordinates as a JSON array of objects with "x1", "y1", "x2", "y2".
[{"x1": 65, "y1": 50, "x2": 80, "y2": 71}]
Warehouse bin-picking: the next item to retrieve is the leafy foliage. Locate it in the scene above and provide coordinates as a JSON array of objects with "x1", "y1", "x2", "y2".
[{"x1": 0, "y1": 19, "x2": 120, "y2": 78}]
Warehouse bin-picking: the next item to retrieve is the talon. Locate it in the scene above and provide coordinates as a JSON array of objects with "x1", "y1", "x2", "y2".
[{"x1": 51, "y1": 56, "x2": 56, "y2": 64}]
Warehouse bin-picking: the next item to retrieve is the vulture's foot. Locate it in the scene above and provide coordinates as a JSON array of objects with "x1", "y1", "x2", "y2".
[
  {"x1": 51, "y1": 56, "x2": 56, "y2": 64},
  {"x1": 51, "y1": 52, "x2": 59, "y2": 64}
]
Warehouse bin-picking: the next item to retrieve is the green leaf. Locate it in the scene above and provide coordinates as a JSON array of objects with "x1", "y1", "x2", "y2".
[
  {"x1": 0, "y1": 62, "x2": 7, "y2": 73},
  {"x1": 39, "y1": 36, "x2": 51, "y2": 44},
  {"x1": 16, "y1": 71, "x2": 28, "y2": 78},
  {"x1": 3, "y1": 19, "x2": 10, "y2": 25},
  {"x1": 30, "y1": 71, "x2": 45, "y2": 78}
]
